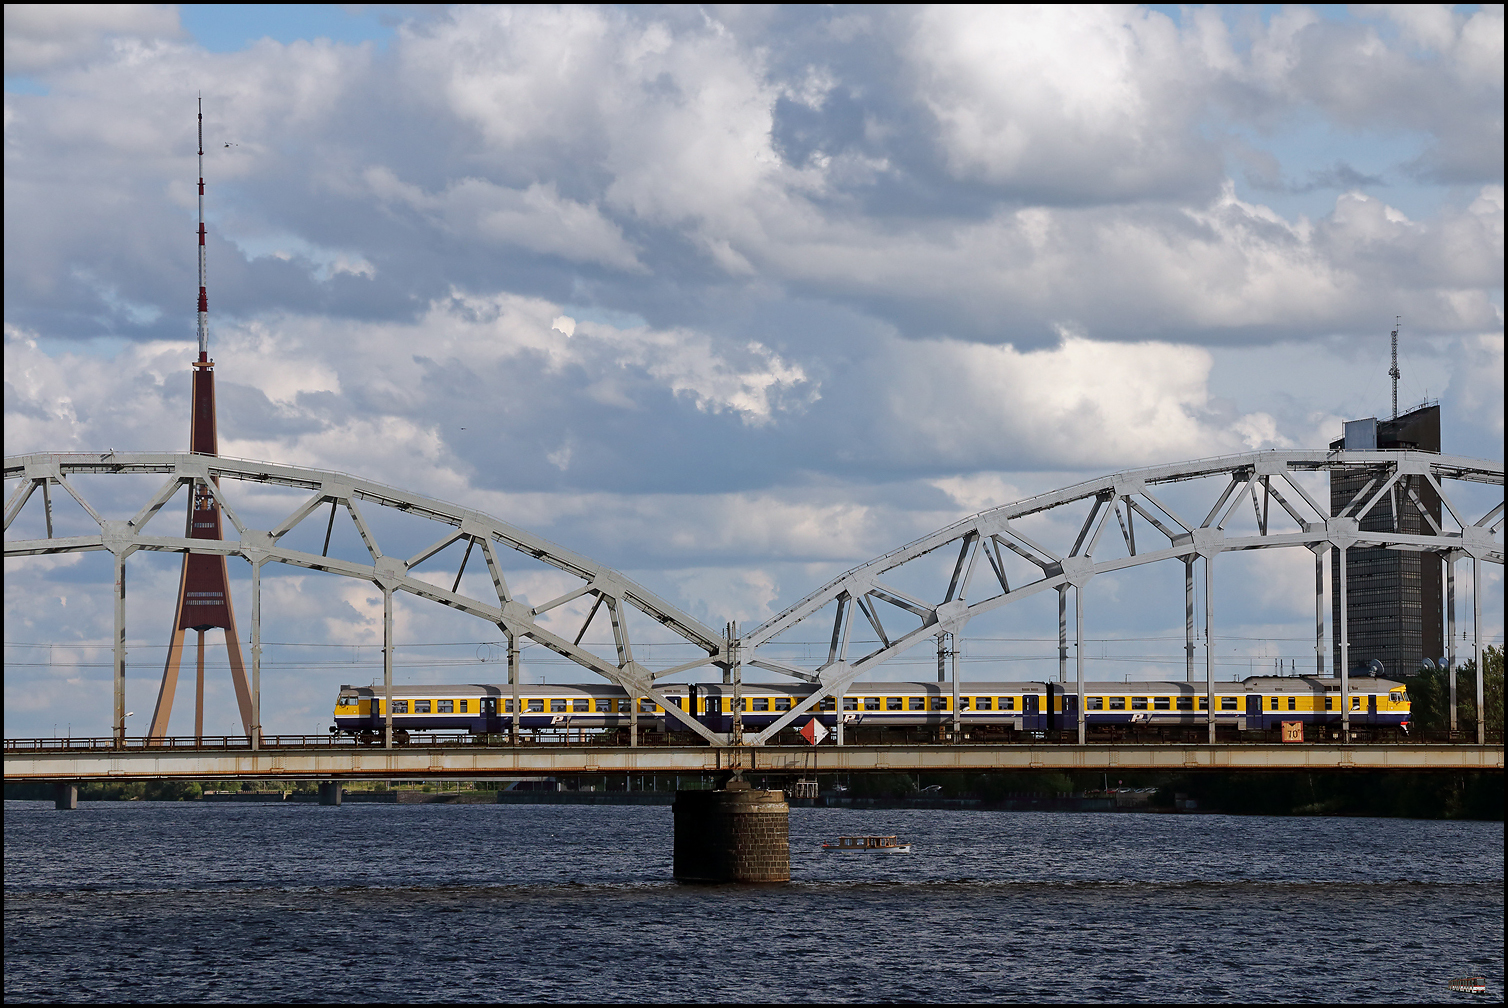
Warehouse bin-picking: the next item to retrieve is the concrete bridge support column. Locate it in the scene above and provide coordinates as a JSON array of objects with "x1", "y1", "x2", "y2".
[
  {"x1": 318, "y1": 782, "x2": 342, "y2": 806},
  {"x1": 673, "y1": 783, "x2": 789, "y2": 883},
  {"x1": 53, "y1": 783, "x2": 78, "y2": 810}
]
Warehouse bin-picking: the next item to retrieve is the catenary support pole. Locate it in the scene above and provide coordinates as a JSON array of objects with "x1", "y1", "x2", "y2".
[
  {"x1": 507, "y1": 628, "x2": 520, "y2": 745},
  {"x1": 1473, "y1": 557, "x2": 1484, "y2": 745},
  {"x1": 1185, "y1": 558, "x2": 1197, "y2": 683},
  {"x1": 249, "y1": 558, "x2": 262, "y2": 750},
  {"x1": 383, "y1": 585, "x2": 394, "y2": 749},
  {"x1": 1058, "y1": 585, "x2": 1069, "y2": 685},
  {"x1": 113, "y1": 551, "x2": 127, "y2": 747},
  {"x1": 1204, "y1": 554, "x2": 1215, "y2": 744},
  {"x1": 949, "y1": 632, "x2": 960, "y2": 737},
  {"x1": 1314, "y1": 547, "x2": 1327, "y2": 675},
  {"x1": 1075, "y1": 583, "x2": 1086, "y2": 744},
  {"x1": 194, "y1": 629, "x2": 206, "y2": 743},
  {"x1": 1447, "y1": 552, "x2": 1458, "y2": 734},
  {"x1": 1339, "y1": 546, "x2": 1350, "y2": 740}
]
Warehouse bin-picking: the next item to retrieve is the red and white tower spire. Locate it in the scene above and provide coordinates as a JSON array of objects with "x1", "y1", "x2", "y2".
[{"x1": 149, "y1": 95, "x2": 254, "y2": 742}]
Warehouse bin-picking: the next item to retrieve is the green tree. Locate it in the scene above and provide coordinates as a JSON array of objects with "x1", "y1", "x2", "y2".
[{"x1": 1402, "y1": 645, "x2": 1502, "y2": 739}]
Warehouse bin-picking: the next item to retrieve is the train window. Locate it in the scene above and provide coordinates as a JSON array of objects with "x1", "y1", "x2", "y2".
[
  {"x1": 999, "y1": 697, "x2": 1015, "y2": 711},
  {"x1": 1389, "y1": 692, "x2": 1404, "y2": 704},
  {"x1": 1154, "y1": 697, "x2": 1170, "y2": 710},
  {"x1": 438, "y1": 700, "x2": 454, "y2": 713},
  {"x1": 527, "y1": 699, "x2": 544, "y2": 712},
  {"x1": 1131, "y1": 697, "x2": 1148, "y2": 710},
  {"x1": 957, "y1": 697, "x2": 971, "y2": 711},
  {"x1": 1087, "y1": 697, "x2": 1104, "y2": 710},
  {"x1": 639, "y1": 699, "x2": 656, "y2": 713},
  {"x1": 547, "y1": 699, "x2": 565, "y2": 712},
  {"x1": 863, "y1": 697, "x2": 881, "y2": 711},
  {"x1": 390, "y1": 700, "x2": 409, "y2": 714},
  {"x1": 844, "y1": 697, "x2": 858, "y2": 711},
  {"x1": 1108, "y1": 697, "x2": 1126, "y2": 710},
  {"x1": 1325, "y1": 697, "x2": 1333, "y2": 711},
  {"x1": 886, "y1": 697, "x2": 903, "y2": 711},
  {"x1": 458, "y1": 700, "x2": 468, "y2": 713},
  {"x1": 775, "y1": 697, "x2": 792, "y2": 711},
  {"x1": 1351, "y1": 696, "x2": 1361, "y2": 711},
  {"x1": 909, "y1": 697, "x2": 926, "y2": 711},
  {"x1": 573, "y1": 699, "x2": 590, "y2": 713},
  {"x1": 414, "y1": 700, "x2": 432, "y2": 714},
  {"x1": 820, "y1": 697, "x2": 836, "y2": 711},
  {"x1": 1270, "y1": 697, "x2": 1280, "y2": 710},
  {"x1": 975, "y1": 697, "x2": 993, "y2": 711},
  {"x1": 1176, "y1": 696, "x2": 1193, "y2": 710},
  {"x1": 752, "y1": 697, "x2": 770, "y2": 712},
  {"x1": 1220, "y1": 697, "x2": 1238, "y2": 711},
  {"x1": 1288, "y1": 696, "x2": 1296, "y2": 711}
]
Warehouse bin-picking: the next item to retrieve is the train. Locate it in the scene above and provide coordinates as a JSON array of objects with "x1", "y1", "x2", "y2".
[{"x1": 331, "y1": 675, "x2": 1410, "y2": 743}]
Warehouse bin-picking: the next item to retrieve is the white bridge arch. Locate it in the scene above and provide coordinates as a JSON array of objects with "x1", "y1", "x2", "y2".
[
  {"x1": 736, "y1": 449, "x2": 1502, "y2": 745},
  {"x1": 5, "y1": 449, "x2": 1503, "y2": 746}
]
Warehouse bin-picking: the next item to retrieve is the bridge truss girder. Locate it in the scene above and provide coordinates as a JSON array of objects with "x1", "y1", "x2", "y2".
[
  {"x1": 5, "y1": 449, "x2": 1503, "y2": 748},
  {"x1": 735, "y1": 450, "x2": 1503, "y2": 745},
  {"x1": 3, "y1": 452, "x2": 730, "y2": 745}
]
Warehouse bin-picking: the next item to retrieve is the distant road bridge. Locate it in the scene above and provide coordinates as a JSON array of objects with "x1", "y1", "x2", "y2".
[{"x1": 5, "y1": 448, "x2": 1503, "y2": 763}]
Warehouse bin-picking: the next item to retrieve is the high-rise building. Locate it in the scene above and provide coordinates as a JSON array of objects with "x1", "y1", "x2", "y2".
[{"x1": 1328, "y1": 403, "x2": 1443, "y2": 679}]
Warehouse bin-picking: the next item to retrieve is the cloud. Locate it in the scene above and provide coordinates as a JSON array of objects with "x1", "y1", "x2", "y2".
[{"x1": 3, "y1": 3, "x2": 183, "y2": 75}]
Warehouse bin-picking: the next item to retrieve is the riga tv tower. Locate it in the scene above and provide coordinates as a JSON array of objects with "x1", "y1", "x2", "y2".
[{"x1": 147, "y1": 96, "x2": 254, "y2": 741}]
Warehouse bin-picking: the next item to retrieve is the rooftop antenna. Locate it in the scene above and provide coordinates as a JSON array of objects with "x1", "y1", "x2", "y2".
[
  {"x1": 197, "y1": 92, "x2": 208, "y2": 359},
  {"x1": 1388, "y1": 316, "x2": 1401, "y2": 419}
]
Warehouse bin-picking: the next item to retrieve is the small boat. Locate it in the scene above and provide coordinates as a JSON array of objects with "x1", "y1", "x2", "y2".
[
  {"x1": 822, "y1": 835, "x2": 913, "y2": 853},
  {"x1": 1447, "y1": 978, "x2": 1487, "y2": 994}
]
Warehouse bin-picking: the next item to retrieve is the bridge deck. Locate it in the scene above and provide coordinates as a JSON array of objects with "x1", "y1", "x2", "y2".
[{"x1": 5, "y1": 742, "x2": 1501, "y2": 781}]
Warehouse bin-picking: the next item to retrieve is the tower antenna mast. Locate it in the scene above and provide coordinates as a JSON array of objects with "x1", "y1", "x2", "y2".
[
  {"x1": 1389, "y1": 316, "x2": 1401, "y2": 420},
  {"x1": 197, "y1": 92, "x2": 208, "y2": 359}
]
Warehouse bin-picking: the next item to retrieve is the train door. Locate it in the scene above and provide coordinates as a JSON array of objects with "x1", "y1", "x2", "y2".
[
  {"x1": 1245, "y1": 693, "x2": 1262, "y2": 730},
  {"x1": 689, "y1": 685, "x2": 702, "y2": 727},
  {"x1": 480, "y1": 696, "x2": 497, "y2": 733},
  {"x1": 1044, "y1": 683, "x2": 1057, "y2": 731},
  {"x1": 1367, "y1": 692, "x2": 1376, "y2": 726},
  {"x1": 1023, "y1": 693, "x2": 1040, "y2": 729}
]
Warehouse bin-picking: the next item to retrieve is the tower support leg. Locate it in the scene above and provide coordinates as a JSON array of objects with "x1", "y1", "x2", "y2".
[{"x1": 149, "y1": 626, "x2": 188, "y2": 741}]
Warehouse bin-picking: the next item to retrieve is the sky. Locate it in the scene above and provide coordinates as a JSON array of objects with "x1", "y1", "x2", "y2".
[{"x1": 3, "y1": 4, "x2": 1503, "y2": 737}]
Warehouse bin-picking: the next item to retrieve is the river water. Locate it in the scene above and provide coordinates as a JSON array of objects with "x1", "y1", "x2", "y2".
[{"x1": 4, "y1": 800, "x2": 1502, "y2": 1003}]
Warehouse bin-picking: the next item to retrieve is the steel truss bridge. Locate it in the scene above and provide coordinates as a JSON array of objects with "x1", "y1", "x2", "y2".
[{"x1": 4, "y1": 448, "x2": 1503, "y2": 781}]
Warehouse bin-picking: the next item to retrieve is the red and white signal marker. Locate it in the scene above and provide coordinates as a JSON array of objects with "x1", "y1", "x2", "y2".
[{"x1": 800, "y1": 718, "x2": 829, "y2": 745}]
